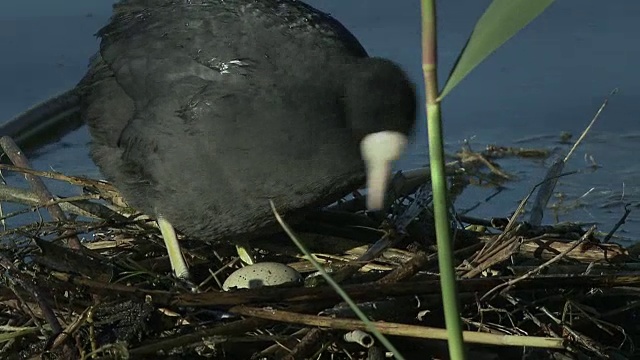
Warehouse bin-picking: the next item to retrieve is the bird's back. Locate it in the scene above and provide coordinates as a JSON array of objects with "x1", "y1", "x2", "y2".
[{"x1": 83, "y1": 0, "x2": 371, "y2": 241}]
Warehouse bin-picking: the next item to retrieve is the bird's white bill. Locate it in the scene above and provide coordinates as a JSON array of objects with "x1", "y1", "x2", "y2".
[{"x1": 360, "y1": 131, "x2": 408, "y2": 211}]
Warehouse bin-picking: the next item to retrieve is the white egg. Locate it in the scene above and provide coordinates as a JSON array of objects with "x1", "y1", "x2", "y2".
[{"x1": 222, "y1": 262, "x2": 302, "y2": 291}]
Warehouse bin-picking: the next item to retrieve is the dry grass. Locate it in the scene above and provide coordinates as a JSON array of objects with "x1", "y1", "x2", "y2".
[{"x1": 0, "y1": 136, "x2": 638, "y2": 360}]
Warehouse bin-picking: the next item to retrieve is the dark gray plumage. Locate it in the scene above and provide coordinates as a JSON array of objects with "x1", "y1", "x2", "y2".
[{"x1": 81, "y1": 0, "x2": 416, "y2": 273}]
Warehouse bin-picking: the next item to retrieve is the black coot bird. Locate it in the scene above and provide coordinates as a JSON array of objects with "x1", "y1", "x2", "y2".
[{"x1": 81, "y1": 0, "x2": 417, "y2": 279}]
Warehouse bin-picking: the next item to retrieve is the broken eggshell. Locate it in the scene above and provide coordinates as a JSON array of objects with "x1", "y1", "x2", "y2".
[{"x1": 222, "y1": 262, "x2": 302, "y2": 291}]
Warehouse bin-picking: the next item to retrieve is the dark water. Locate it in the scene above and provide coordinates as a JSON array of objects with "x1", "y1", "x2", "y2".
[{"x1": 1, "y1": 0, "x2": 639, "y2": 243}]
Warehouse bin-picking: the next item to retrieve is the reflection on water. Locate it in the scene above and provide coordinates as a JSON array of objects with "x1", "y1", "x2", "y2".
[
  {"x1": 0, "y1": 0, "x2": 639, "y2": 241},
  {"x1": 452, "y1": 131, "x2": 640, "y2": 245}
]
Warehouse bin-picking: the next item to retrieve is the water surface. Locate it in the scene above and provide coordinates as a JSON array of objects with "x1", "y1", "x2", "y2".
[{"x1": 1, "y1": 0, "x2": 639, "y2": 242}]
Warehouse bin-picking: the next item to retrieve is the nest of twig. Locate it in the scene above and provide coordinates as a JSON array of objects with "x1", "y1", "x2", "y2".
[{"x1": 0, "y1": 135, "x2": 638, "y2": 360}]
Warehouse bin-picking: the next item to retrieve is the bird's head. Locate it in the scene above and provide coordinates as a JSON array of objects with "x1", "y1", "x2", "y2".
[{"x1": 343, "y1": 57, "x2": 417, "y2": 211}]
